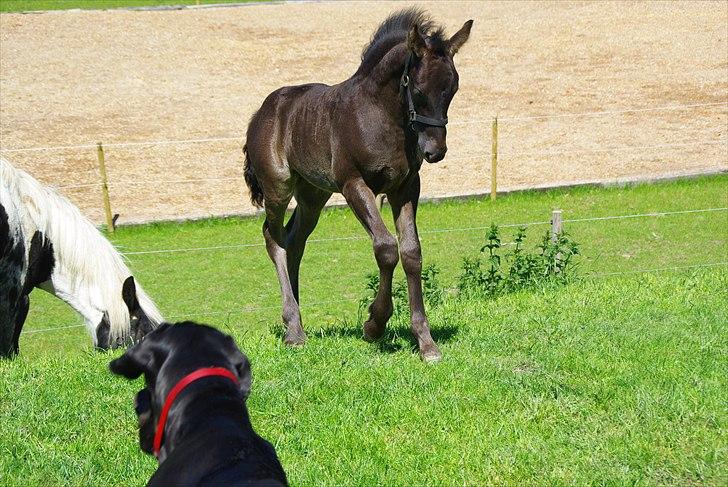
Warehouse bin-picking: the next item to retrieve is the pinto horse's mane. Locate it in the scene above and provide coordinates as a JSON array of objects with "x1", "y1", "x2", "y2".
[
  {"x1": 356, "y1": 7, "x2": 448, "y2": 77},
  {"x1": 0, "y1": 157, "x2": 163, "y2": 340}
]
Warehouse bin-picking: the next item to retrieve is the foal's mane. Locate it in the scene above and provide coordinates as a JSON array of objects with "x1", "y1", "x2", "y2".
[
  {"x1": 356, "y1": 7, "x2": 448, "y2": 77},
  {"x1": 0, "y1": 158, "x2": 163, "y2": 340}
]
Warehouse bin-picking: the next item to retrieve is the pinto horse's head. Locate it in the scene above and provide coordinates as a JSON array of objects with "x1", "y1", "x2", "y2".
[
  {"x1": 94, "y1": 276, "x2": 160, "y2": 350},
  {"x1": 404, "y1": 19, "x2": 473, "y2": 163},
  {"x1": 95, "y1": 276, "x2": 158, "y2": 349}
]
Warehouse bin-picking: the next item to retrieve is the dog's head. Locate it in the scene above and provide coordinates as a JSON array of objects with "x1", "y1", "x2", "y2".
[{"x1": 109, "y1": 322, "x2": 252, "y2": 456}]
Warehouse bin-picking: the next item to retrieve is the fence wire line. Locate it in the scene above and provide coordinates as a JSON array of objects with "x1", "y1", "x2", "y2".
[
  {"x1": 0, "y1": 136, "x2": 242, "y2": 153},
  {"x1": 21, "y1": 295, "x2": 360, "y2": 335},
  {"x1": 450, "y1": 101, "x2": 728, "y2": 125},
  {"x1": 563, "y1": 207, "x2": 728, "y2": 223},
  {"x1": 590, "y1": 261, "x2": 728, "y2": 277},
  {"x1": 46, "y1": 137, "x2": 726, "y2": 191},
  {"x1": 22, "y1": 261, "x2": 728, "y2": 336},
  {"x1": 502, "y1": 139, "x2": 726, "y2": 158},
  {"x1": 121, "y1": 207, "x2": 728, "y2": 256},
  {"x1": 52, "y1": 155, "x2": 485, "y2": 190},
  {"x1": 2, "y1": 102, "x2": 726, "y2": 154},
  {"x1": 55, "y1": 178, "x2": 243, "y2": 190}
]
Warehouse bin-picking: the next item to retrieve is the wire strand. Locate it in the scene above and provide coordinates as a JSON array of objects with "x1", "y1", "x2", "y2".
[
  {"x1": 2, "y1": 102, "x2": 725, "y2": 153},
  {"x1": 0, "y1": 136, "x2": 241, "y2": 153},
  {"x1": 21, "y1": 261, "x2": 727, "y2": 336},
  {"x1": 449, "y1": 101, "x2": 728, "y2": 125},
  {"x1": 503, "y1": 139, "x2": 726, "y2": 158},
  {"x1": 120, "y1": 207, "x2": 728, "y2": 256}
]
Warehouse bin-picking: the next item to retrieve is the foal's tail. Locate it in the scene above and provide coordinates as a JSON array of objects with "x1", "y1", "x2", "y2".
[{"x1": 243, "y1": 144, "x2": 264, "y2": 208}]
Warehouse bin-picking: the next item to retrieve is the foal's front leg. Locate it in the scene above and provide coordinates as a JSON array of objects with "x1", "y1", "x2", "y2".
[
  {"x1": 389, "y1": 176, "x2": 442, "y2": 362},
  {"x1": 340, "y1": 178, "x2": 398, "y2": 341}
]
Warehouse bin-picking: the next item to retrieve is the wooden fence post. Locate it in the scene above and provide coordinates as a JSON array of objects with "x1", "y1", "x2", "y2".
[
  {"x1": 551, "y1": 209, "x2": 562, "y2": 243},
  {"x1": 491, "y1": 116, "x2": 498, "y2": 201},
  {"x1": 97, "y1": 142, "x2": 115, "y2": 233}
]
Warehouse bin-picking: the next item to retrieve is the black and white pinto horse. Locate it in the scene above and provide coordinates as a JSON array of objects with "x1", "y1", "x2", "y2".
[{"x1": 0, "y1": 157, "x2": 163, "y2": 357}]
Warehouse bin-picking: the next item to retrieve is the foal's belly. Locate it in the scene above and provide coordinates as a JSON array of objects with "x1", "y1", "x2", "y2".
[
  {"x1": 295, "y1": 161, "x2": 339, "y2": 194},
  {"x1": 359, "y1": 155, "x2": 412, "y2": 194}
]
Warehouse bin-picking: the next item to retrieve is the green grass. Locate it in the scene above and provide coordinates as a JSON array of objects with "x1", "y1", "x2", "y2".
[
  {"x1": 1, "y1": 175, "x2": 727, "y2": 485},
  {"x1": 0, "y1": 0, "x2": 260, "y2": 13}
]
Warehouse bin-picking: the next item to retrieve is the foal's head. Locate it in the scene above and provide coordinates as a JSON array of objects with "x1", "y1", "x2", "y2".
[{"x1": 404, "y1": 19, "x2": 472, "y2": 163}]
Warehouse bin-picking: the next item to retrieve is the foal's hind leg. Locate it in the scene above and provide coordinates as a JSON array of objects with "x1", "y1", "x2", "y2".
[
  {"x1": 285, "y1": 182, "x2": 331, "y2": 302},
  {"x1": 262, "y1": 196, "x2": 307, "y2": 346}
]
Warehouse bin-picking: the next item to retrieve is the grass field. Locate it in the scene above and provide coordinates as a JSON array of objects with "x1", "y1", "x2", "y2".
[
  {"x1": 1, "y1": 176, "x2": 727, "y2": 485},
  {"x1": 0, "y1": 0, "x2": 257, "y2": 13}
]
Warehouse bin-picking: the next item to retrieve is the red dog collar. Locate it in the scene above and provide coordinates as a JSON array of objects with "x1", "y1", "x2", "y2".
[{"x1": 153, "y1": 367, "x2": 239, "y2": 456}]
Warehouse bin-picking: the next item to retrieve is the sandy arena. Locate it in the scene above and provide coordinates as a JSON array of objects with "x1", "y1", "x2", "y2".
[{"x1": 0, "y1": 1, "x2": 726, "y2": 224}]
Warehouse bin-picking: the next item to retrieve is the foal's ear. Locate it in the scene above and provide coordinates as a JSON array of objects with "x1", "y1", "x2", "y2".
[
  {"x1": 407, "y1": 24, "x2": 427, "y2": 58},
  {"x1": 448, "y1": 19, "x2": 473, "y2": 55},
  {"x1": 122, "y1": 276, "x2": 140, "y2": 314}
]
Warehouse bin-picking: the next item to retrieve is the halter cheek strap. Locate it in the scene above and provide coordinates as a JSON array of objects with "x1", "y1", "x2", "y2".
[
  {"x1": 153, "y1": 367, "x2": 239, "y2": 457},
  {"x1": 400, "y1": 52, "x2": 448, "y2": 128}
]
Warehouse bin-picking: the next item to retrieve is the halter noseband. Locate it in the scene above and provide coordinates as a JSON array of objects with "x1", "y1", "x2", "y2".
[
  {"x1": 399, "y1": 51, "x2": 448, "y2": 128},
  {"x1": 153, "y1": 366, "x2": 239, "y2": 457}
]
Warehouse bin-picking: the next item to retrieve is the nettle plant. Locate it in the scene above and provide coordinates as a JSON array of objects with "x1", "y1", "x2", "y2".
[
  {"x1": 458, "y1": 223, "x2": 579, "y2": 297},
  {"x1": 357, "y1": 224, "x2": 579, "y2": 322}
]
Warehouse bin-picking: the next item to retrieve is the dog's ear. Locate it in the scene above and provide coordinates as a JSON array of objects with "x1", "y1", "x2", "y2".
[
  {"x1": 109, "y1": 343, "x2": 150, "y2": 379},
  {"x1": 109, "y1": 323, "x2": 170, "y2": 379},
  {"x1": 236, "y1": 354, "x2": 252, "y2": 400},
  {"x1": 226, "y1": 336, "x2": 252, "y2": 399},
  {"x1": 134, "y1": 388, "x2": 155, "y2": 455}
]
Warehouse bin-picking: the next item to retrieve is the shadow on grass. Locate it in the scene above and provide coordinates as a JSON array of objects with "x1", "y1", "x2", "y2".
[
  {"x1": 267, "y1": 312, "x2": 459, "y2": 355},
  {"x1": 317, "y1": 321, "x2": 460, "y2": 354}
]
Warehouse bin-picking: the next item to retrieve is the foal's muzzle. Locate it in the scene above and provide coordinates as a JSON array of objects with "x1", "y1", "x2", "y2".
[
  {"x1": 424, "y1": 146, "x2": 447, "y2": 163},
  {"x1": 419, "y1": 133, "x2": 448, "y2": 164}
]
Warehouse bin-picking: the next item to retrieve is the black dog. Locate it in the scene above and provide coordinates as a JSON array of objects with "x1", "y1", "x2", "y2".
[{"x1": 110, "y1": 321, "x2": 288, "y2": 487}]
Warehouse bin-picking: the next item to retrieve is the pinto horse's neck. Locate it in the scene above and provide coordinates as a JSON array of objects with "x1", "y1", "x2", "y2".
[{"x1": 37, "y1": 275, "x2": 109, "y2": 342}]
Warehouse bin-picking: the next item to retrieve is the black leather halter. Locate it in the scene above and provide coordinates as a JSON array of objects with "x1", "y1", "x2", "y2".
[{"x1": 399, "y1": 52, "x2": 448, "y2": 128}]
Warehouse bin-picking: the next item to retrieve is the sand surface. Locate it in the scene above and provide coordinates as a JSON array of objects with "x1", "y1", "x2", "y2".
[{"x1": 1, "y1": 1, "x2": 726, "y2": 223}]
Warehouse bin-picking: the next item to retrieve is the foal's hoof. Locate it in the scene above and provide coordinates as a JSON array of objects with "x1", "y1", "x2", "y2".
[
  {"x1": 420, "y1": 345, "x2": 442, "y2": 364},
  {"x1": 362, "y1": 320, "x2": 386, "y2": 342},
  {"x1": 283, "y1": 329, "x2": 307, "y2": 347}
]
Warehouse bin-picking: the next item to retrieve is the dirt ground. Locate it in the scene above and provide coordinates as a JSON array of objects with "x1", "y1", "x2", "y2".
[{"x1": 1, "y1": 1, "x2": 726, "y2": 224}]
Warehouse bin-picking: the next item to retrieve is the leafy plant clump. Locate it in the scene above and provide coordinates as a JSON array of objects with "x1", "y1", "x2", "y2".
[
  {"x1": 357, "y1": 224, "x2": 579, "y2": 323},
  {"x1": 458, "y1": 223, "x2": 579, "y2": 297}
]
